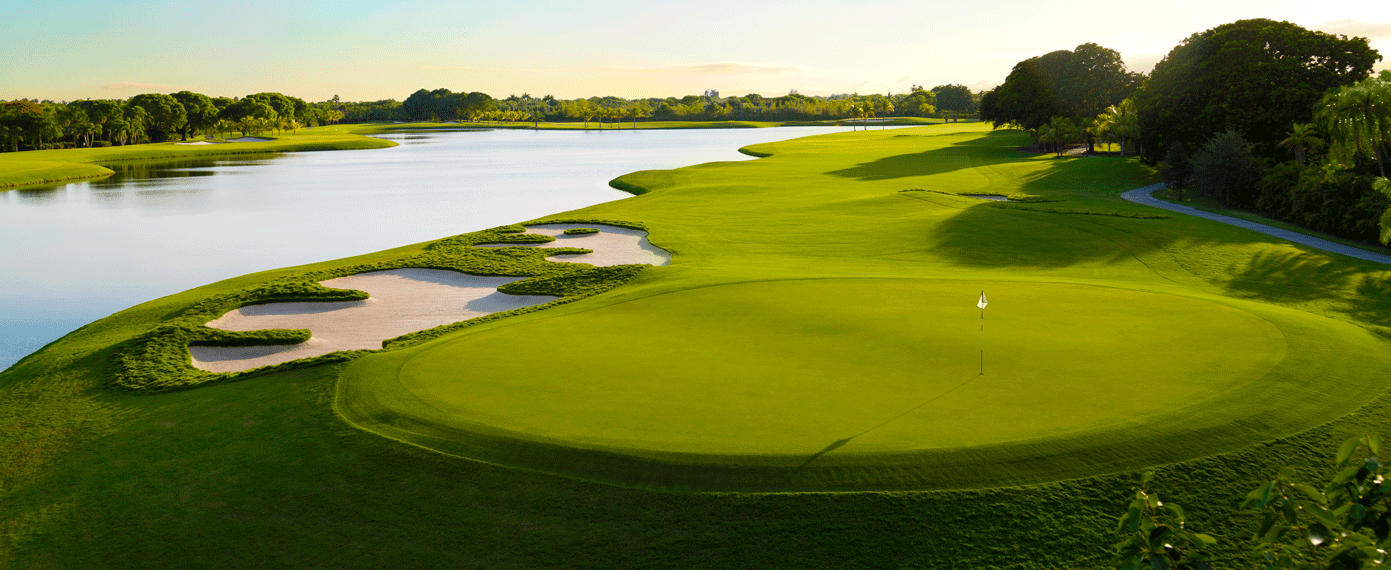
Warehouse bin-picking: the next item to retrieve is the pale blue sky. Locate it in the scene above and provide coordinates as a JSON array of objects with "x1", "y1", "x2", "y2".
[{"x1": 2, "y1": 0, "x2": 1388, "y2": 102}]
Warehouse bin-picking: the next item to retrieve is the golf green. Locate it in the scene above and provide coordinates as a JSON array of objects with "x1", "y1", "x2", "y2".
[{"x1": 391, "y1": 279, "x2": 1282, "y2": 454}]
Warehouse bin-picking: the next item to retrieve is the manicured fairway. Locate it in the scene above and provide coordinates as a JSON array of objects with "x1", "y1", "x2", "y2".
[
  {"x1": 335, "y1": 123, "x2": 1391, "y2": 491},
  {"x1": 7, "y1": 122, "x2": 1391, "y2": 566}
]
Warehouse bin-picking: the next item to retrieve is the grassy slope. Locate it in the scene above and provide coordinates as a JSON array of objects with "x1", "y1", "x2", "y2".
[
  {"x1": 2, "y1": 123, "x2": 1390, "y2": 568},
  {"x1": 0, "y1": 125, "x2": 396, "y2": 189}
]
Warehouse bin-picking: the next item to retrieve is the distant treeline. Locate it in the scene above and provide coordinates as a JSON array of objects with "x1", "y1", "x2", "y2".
[
  {"x1": 979, "y1": 18, "x2": 1391, "y2": 246},
  {"x1": 0, "y1": 85, "x2": 983, "y2": 152},
  {"x1": 383, "y1": 85, "x2": 982, "y2": 125},
  {"x1": 0, "y1": 91, "x2": 347, "y2": 151}
]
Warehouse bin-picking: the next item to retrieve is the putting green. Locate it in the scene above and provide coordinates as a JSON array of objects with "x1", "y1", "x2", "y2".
[
  {"x1": 334, "y1": 275, "x2": 1391, "y2": 491},
  {"x1": 395, "y1": 279, "x2": 1282, "y2": 453}
]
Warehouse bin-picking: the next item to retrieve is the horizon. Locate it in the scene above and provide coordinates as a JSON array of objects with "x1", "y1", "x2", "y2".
[{"x1": 2, "y1": 1, "x2": 1389, "y2": 103}]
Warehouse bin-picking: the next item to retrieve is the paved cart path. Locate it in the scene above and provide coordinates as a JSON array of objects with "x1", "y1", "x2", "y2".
[{"x1": 1121, "y1": 183, "x2": 1391, "y2": 265}]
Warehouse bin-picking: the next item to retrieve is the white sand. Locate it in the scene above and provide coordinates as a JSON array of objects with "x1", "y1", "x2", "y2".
[
  {"x1": 189, "y1": 269, "x2": 557, "y2": 373},
  {"x1": 174, "y1": 141, "x2": 221, "y2": 146},
  {"x1": 474, "y1": 223, "x2": 671, "y2": 266},
  {"x1": 228, "y1": 137, "x2": 272, "y2": 142}
]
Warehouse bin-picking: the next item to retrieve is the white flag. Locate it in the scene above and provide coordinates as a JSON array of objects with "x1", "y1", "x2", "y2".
[{"x1": 977, "y1": 291, "x2": 988, "y2": 309}]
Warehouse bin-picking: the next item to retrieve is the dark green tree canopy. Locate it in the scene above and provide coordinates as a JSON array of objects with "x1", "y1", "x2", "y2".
[
  {"x1": 244, "y1": 92, "x2": 296, "y2": 123},
  {"x1": 930, "y1": 84, "x2": 974, "y2": 113},
  {"x1": 402, "y1": 89, "x2": 495, "y2": 121},
  {"x1": 126, "y1": 93, "x2": 186, "y2": 142},
  {"x1": 1135, "y1": 18, "x2": 1381, "y2": 159},
  {"x1": 172, "y1": 91, "x2": 218, "y2": 140},
  {"x1": 980, "y1": 43, "x2": 1140, "y2": 131}
]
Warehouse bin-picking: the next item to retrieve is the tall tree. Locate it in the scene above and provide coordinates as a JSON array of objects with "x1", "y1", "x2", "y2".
[
  {"x1": 930, "y1": 84, "x2": 973, "y2": 117},
  {"x1": 243, "y1": 93, "x2": 296, "y2": 130},
  {"x1": 1277, "y1": 123, "x2": 1323, "y2": 167},
  {"x1": 1, "y1": 100, "x2": 58, "y2": 150},
  {"x1": 73, "y1": 99, "x2": 124, "y2": 143},
  {"x1": 1316, "y1": 73, "x2": 1391, "y2": 177},
  {"x1": 126, "y1": 94, "x2": 186, "y2": 142},
  {"x1": 980, "y1": 44, "x2": 1140, "y2": 132},
  {"x1": 172, "y1": 91, "x2": 219, "y2": 141},
  {"x1": 1135, "y1": 19, "x2": 1380, "y2": 161}
]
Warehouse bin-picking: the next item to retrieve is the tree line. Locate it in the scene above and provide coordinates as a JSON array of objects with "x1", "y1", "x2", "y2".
[
  {"x1": 0, "y1": 91, "x2": 347, "y2": 151},
  {"x1": 980, "y1": 19, "x2": 1390, "y2": 246},
  {"x1": 386, "y1": 85, "x2": 981, "y2": 126},
  {"x1": 1, "y1": 84, "x2": 985, "y2": 153}
]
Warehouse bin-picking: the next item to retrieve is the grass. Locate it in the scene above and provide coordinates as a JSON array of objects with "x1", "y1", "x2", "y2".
[
  {"x1": 0, "y1": 125, "x2": 397, "y2": 189},
  {"x1": 4, "y1": 123, "x2": 1391, "y2": 567}
]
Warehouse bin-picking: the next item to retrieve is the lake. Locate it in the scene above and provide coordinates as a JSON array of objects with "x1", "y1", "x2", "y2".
[{"x1": 0, "y1": 126, "x2": 865, "y2": 370}]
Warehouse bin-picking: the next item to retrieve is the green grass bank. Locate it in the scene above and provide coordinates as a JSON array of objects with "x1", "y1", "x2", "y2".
[{"x1": 0, "y1": 125, "x2": 397, "y2": 189}]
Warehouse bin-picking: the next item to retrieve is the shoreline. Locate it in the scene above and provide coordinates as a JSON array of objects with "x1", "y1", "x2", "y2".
[{"x1": 0, "y1": 125, "x2": 399, "y2": 190}]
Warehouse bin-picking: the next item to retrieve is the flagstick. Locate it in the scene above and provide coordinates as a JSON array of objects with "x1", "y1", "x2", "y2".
[{"x1": 980, "y1": 305, "x2": 984, "y2": 375}]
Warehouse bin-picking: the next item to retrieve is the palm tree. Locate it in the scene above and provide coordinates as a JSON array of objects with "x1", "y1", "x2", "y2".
[
  {"x1": 107, "y1": 118, "x2": 128, "y2": 146},
  {"x1": 627, "y1": 104, "x2": 647, "y2": 129},
  {"x1": 1277, "y1": 123, "x2": 1324, "y2": 166},
  {"x1": 1316, "y1": 78, "x2": 1391, "y2": 177},
  {"x1": 81, "y1": 121, "x2": 102, "y2": 147},
  {"x1": 1104, "y1": 99, "x2": 1139, "y2": 157},
  {"x1": 1039, "y1": 117, "x2": 1078, "y2": 157},
  {"x1": 881, "y1": 100, "x2": 894, "y2": 129},
  {"x1": 1092, "y1": 112, "x2": 1116, "y2": 154}
]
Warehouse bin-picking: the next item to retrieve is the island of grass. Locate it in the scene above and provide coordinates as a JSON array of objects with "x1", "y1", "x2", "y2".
[
  {"x1": 0, "y1": 124, "x2": 398, "y2": 189},
  {"x1": 5, "y1": 122, "x2": 1391, "y2": 567},
  {"x1": 563, "y1": 227, "x2": 600, "y2": 235}
]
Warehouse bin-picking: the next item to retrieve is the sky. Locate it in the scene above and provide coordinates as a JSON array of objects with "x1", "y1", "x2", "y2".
[{"x1": 2, "y1": 0, "x2": 1389, "y2": 103}]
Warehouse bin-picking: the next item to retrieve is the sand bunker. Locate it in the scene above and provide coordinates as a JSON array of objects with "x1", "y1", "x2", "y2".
[
  {"x1": 189, "y1": 269, "x2": 558, "y2": 372},
  {"x1": 190, "y1": 224, "x2": 670, "y2": 373},
  {"x1": 174, "y1": 141, "x2": 221, "y2": 146},
  {"x1": 229, "y1": 137, "x2": 272, "y2": 142},
  {"x1": 475, "y1": 223, "x2": 671, "y2": 266}
]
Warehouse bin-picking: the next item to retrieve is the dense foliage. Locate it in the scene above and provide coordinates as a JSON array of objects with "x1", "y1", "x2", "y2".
[
  {"x1": 1136, "y1": 19, "x2": 1380, "y2": 160},
  {"x1": 979, "y1": 43, "x2": 1142, "y2": 131},
  {"x1": 0, "y1": 90, "x2": 348, "y2": 151}
]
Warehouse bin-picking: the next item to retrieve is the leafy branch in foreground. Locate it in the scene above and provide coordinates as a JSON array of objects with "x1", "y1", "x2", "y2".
[
  {"x1": 1115, "y1": 471, "x2": 1218, "y2": 570},
  {"x1": 1244, "y1": 435, "x2": 1391, "y2": 570}
]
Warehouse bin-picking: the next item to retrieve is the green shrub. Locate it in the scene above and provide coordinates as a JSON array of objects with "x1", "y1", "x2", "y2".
[{"x1": 1190, "y1": 130, "x2": 1265, "y2": 207}]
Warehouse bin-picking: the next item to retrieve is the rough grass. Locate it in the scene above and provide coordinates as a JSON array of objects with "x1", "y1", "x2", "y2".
[{"x1": 4, "y1": 123, "x2": 1391, "y2": 568}]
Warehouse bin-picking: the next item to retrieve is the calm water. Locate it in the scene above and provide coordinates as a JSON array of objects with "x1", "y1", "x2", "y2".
[{"x1": 0, "y1": 126, "x2": 864, "y2": 370}]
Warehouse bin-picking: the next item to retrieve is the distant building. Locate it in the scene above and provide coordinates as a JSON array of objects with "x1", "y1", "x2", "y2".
[{"x1": 703, "y1": 89, "x2": 720, "y2": 99}]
